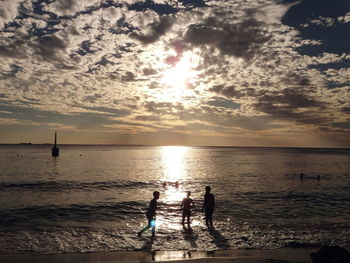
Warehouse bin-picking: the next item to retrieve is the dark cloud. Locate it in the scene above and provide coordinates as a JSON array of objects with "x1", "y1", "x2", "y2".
[
  {"x1": 208, "y1": 85, "x2": 245, "y2": 98},
  {"x1": 206, "y1": 97, "x2": 241, "y2": 109},
  {"x1": 184, "y1": 16, "x2": 270, "y2": 59},
  {"x1": 0, "y1": 40, "x2": 26, "y2": 58},
  {"x1": 253, "y1": 88, "x2": 329, "y2": 124},
  {"x1": 177, "y1": 107, "x2": 285, "y2": 131},
  {"x1": 35, "y1": 35, "x2": 68, "y2": 60},
  {"x1": 221, "y1": 116, "x2": 285, "y2": 131},
  {"x1": 258, "y1": 88, "x2": 320, "y2": 108},
  {"x1": 121, "y1": 71, "x2": 135, "y2": 81},
  {"x1": 144, "y1": 101, "x2": 184, "y2": 114},
  {"x1": 332, "y1": 121, "x2": 350, "y2": 130},
  {"x1": 129, "y1": 15, "x2": 174, "y2": 44},
  {"x1": 143, "y1": 68, "x2": 157, "y2": 76},
  {"x1": 83, "y1": 94, "x2": 103, "y2": 103},
  {"x1": 341, "y1": 107, "x2": 350, "y2": 114},
  {"x1": 0, "y1": 102, "x2": 126, "y2": 130},
  {"x1": 78, "y1": 106, "x2": 130, "y2": 117},
  {"x1": 134, "y1": 115, "x2": 161, "y2": 121}
]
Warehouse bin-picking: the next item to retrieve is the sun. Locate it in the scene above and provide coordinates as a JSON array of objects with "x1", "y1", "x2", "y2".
[{"x1": 158, "y1": 51, "x2": 201, "y2": 103}]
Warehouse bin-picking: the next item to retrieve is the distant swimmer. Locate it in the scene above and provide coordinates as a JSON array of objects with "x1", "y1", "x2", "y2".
[
  {"x1": 175, "y1": 181, "x2": 179, "y2": 188},
  {"x1": 202, "y1": 186, "x2": 215, "y2": 229},
  {"x1": 181, "y1": 191, "x2": 194, "y2": 227},
  {"x1": 300, "y1": 173, "x2": 304, "y2": 181},
  {"x1": 162, "y1": 182, "x2": 167, "y2": 188},
  {"x1": 317, "y1": 175, "x2": 320, "y2": 181},
  {"x1": 138, "y1": 191, "x2": 160, "y2": 238}
]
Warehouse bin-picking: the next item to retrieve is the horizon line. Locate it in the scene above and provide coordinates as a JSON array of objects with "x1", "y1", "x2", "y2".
[{"x1": 0, "y1": 143, "x2": 349, "y2": 150}]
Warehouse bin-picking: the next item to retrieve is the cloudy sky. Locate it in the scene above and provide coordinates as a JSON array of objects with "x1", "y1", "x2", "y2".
[{"x1": 0, "y1": 0, "x2": 349, "y2": 147}]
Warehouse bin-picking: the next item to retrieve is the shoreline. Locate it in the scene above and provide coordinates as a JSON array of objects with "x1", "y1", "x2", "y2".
[{"x1": 0, "y1": 248, "x2": 322, "y2": 263}]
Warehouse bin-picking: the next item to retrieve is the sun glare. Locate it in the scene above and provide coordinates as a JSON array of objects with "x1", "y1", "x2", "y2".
[{"x1": 158, "y1": 51, "x2": 201, "y2": 103}]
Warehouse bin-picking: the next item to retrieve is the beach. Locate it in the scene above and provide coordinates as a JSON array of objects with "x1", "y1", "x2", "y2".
[{"x1": 0, "y1": 248, "x2": 320, "y2": 263}]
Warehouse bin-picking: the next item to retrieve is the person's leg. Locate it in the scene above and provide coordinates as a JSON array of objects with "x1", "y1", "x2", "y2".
[
  {"x1": 151, "y1": 224, "x2": 155, "y2": 237},
  {"x1": 209, "y1": 213, "x2": 213, "y2": 227},
  {"x1": 138, "y1": 218, "x2": 151, "y2": 236},
  {"x1": 138, "y1": 225, "x2": 149, "y2": 236},
  {"x1": 187, "y1": 214, "x2": 190, "y2": 226},
  {"x1": 205, "y1": 212, "x2": 209, "y2": 227}
]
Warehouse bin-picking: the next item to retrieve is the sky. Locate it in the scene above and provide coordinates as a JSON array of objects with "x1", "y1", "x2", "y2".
[{"x1": 0, "y1": 0, "x2": 349, "y2": 147}]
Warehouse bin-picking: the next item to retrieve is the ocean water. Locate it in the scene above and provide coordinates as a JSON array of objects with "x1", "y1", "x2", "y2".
[{"x1": 0, "y1": 145, "x2": 349, "y2": 255}]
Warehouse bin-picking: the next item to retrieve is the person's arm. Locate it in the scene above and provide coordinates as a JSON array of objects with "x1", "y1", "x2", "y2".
[
  {"x1": 191, "y1": 199, "x2": 194, "y2": 208},
  {"x1": 180, "y1": 199, "x2": 184, "y2": 210},
  {"x1": 212, "y1": 194, "x2": 215, "y2": 210}
]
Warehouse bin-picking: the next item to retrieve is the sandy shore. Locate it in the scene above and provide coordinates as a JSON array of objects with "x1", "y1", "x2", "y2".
[{"x1": 0, "y1": 248, "x2": 320, "y2": 263}]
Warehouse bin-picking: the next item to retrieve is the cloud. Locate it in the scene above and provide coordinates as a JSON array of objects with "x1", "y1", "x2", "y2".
[
  {"x1": 35, "y1": 34, "x2": 69, "y2": 60},
  {"x1": 143, "y1": 101, "x2": 184, "y2": 114},
  {"x1": 208, "y1": 85, "x2": 245, "y2": 99},
  {"x1": 129, "y1": 14, "x2": 174, "y2": 44},
  {"x1": 205, "y1": 97, "x2": 240, "y2": 109},
  {"x1": 0, "y1": 0, "x2": 22, "y2": 29},
  {"x1": 43, "y1": 0, "x2": 103, "y2": 17},
  {"x1": 184, "y1": 16, "x2": 270, "y2": 60},
  {"x1": 0, "y1": 0, "x2": 349, "y2": 146},
  {"x1": 253, "y1": 87, "x2": 331, "y2": 125}
]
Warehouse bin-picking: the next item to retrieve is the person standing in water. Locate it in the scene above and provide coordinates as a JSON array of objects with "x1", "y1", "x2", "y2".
[
  {"x1": 138, "y1": 191, "x2": 160, "y2": 237},
  {"x1": 181, "y1": 191, "x2": 194, "y2": 227},
  {"x1": 202, "y1": 186, "x2": 215, "y2": 229}
]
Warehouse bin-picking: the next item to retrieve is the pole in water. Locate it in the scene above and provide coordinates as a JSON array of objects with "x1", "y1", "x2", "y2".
[{"x1": 52, "y1": 131, "x2": 59, "y2": 157}]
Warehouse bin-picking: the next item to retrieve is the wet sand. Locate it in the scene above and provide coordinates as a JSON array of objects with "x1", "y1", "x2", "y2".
[{"x1": 0, "y1": 248, "x2": 318, "y2": 263}]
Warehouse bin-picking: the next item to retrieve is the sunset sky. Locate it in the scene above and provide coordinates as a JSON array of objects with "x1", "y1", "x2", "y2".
[{"x1": 0, "y1": 0, "x2": 349, "y2": 147}]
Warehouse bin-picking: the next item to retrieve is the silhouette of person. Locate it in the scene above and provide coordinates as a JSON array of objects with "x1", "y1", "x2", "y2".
[
  {"x1": 202, "y1": 186, "x2": 215, "y2": 229},
  {"x1": 138, "y1": 191, "x2": 160, "y2": 237},
  {"x1": 181, "y1": 191, "x2": 194, "y2": 227}
]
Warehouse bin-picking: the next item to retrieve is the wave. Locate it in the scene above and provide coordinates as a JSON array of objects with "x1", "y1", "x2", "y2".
[
  {"x1": 0, "y1": 201, "x2": 145, "y2": 227},
  {"x1": 0, "y1": 180, "x2": 157, "y2": 192}
]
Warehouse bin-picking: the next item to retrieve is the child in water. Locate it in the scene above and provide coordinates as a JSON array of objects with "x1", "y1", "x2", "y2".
[
  {"x1": 181, "y1": 191, "x2": 194, "y2": 227},
  {"x1": 138, "y1": 191, "x2": 160, "y2": 237}
]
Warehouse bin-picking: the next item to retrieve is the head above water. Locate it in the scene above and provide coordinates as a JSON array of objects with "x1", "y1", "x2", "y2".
[
  {"x1": 205, "y1": 186, "x2": 211, "y2": 193},
  {"x1": 153, "y1": 191, "x2": 160, "y2": 199}
]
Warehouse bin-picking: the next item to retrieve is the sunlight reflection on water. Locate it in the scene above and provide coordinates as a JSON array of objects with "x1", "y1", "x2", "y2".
[
  {"x1": 160, "y1": 146, "x2": 188, "y2": 181},
  {"x1": 157, "y1": 146, "x2": 193, "y2": 230}
]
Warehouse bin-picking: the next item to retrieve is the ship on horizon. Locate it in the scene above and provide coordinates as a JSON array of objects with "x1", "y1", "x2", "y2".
[{"x1": 52, "y1": 132, "x2": 59, "y2": 157}]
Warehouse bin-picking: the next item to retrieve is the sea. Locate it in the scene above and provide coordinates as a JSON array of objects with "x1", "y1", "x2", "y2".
[{"x1": 0, "y1": 145, "x2": 349, "y2": 255}]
